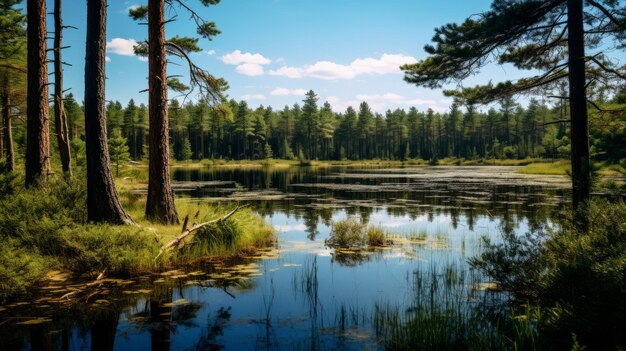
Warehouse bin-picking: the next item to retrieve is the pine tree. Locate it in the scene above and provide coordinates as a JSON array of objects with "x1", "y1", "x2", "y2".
[
  {"x1": 180, "y1": 136, "x2": 192, "y2": 161},
  {"x1": 84, "y1": 0, "x2": 133, "y2": 224},
  {"x1": 25, "y1": 0, "x2": 51, "y2": 186},
  {"x1": 130, "y1": 0, "x2": 224, "y2": 224},
  {"x1": 108, "y1": 132, "x2": 130, "y2": 176},
  {"x1": 0, "y1": 0, "x2": 26, "y2": 172},
  {"x1": 401, "y1": 0, "x2": 626, "y2": 212},
  {"x1": 53, "y1": 0, "x2": 72, "y2": 177}
]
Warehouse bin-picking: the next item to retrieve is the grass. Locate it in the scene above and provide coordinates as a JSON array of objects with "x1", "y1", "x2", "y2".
[
  {"x1": 327, "y1": 260, "x2": 540, "y2": 350},
  {"x1": 326, "y1": 218, "x2": 389, "y2": 247},
  {"x1": 516, "y1": 160, "x2": 570, "y2": 175},
  {"x1": 0, "y1": 167, "x2": 275, "y2": 302}
]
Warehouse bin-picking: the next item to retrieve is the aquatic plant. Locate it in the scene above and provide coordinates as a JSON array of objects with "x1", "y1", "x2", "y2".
[{"x1": 327, "y1": 218, "x2": 390, "y2": 248}]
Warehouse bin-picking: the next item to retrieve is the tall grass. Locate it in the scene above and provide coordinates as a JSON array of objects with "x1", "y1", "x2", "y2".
[
  {"x1": 327, "y1": 218, "x2": 389, "y2": 247},
  {"x1": 0, "y1": 169, "x2": 275, "y2": 302},
  {"x1": 323, "y1": 259, "x2": 540, "y2": 350}
]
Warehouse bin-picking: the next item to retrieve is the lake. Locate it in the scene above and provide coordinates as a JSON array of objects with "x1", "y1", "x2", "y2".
[{"x1": 0, "y1": 165, "x2": 570, "y2": 350}]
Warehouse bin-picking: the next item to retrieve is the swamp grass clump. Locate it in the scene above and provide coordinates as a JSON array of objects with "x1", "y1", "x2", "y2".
[
  {"x1": 327, "y1": 218, "x2": 390, "y2": 247},
  {"x1": 0, "y1": 169, "x2": 275, "y2": 302}
]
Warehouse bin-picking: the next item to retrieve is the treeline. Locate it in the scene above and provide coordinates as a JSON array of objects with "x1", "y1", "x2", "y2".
[
  {"x1": 80, "y1": 90, "x2": 622, "y2": 163},
  {"x1": 5, "y1": 89, "x2": 625, "y2": 166}
]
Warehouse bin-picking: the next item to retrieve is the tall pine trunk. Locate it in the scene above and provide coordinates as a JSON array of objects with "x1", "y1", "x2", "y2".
[
  {"x1": 146, "y1": 0, "x2": 179, "y2": 224},
  {"x1": 84, "y1": 0, "x2": 133, "y2": 224},
  {"x1": 2, "y1": 76, "x2": 14, "y2": 171},
  {"x1": 567, "y1": 0, "x2": 591, "y2": 213},
  {"x1": 54, "y1": 0, "x2": 72, "y2": 177},
  {"x1": 25, "y1": 0, "x2": 51, "y2": 186}
]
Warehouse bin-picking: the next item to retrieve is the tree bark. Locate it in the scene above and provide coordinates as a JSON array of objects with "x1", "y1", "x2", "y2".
[
  {"x1": 567, "y1": 0, "x2": 591, "y2": 214},
  {"x1": 54, "y1": 0, "x2": 72, "y2": 177},
  {"x1": 2, "y1": 77, "x2": 14, "y2": 171},
  {"x1": 25, "y1": 0, "x2": 51, "y2": 186},
  {"x1": 146, "y1": 0, "x2": 179, "y2": 224},
  {"x1": 84, "y1": 0, "x2": 133, "y2": 224}
]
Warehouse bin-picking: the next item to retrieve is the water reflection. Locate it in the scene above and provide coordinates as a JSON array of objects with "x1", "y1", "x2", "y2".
[{"x1": 1, "y1": 166, "x2": 571, "y2": 350}]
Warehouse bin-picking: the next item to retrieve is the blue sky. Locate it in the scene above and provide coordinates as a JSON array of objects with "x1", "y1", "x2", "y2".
[{"x1": 48, "y1": 0, "x2": 533, "y2": 112}]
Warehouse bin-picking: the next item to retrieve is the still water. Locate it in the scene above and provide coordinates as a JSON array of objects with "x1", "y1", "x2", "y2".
[{"x1": 1, "y1": 166, "x2": 569, "y2": 350}]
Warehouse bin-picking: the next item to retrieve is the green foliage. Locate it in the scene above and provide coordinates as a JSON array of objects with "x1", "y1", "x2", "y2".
[
  {"x1": 0, "y1": 172, "x2": 275, "y2": 301},
  {"x1": 469, "y1": 230, "x2": 544, "y2": 299},
  {"x1": 70, "y1": 137, "x2": 86, "y2": 166},
  {"x1": 108, "y1": 133, "x2": 130, "y2": 176},
  {"x1": 470, "y1": 200, "x2": 626, "y2": 349},
  {"x1": 180, "y1": 136, "x2": 192, "y2": 161},
  {"x1": 167, "y1": 77, "x2": 190, "y2": 92},
  {"x1": 0, "y1": 237, "x2": 49, "y2": 302},
  {"x1": 128, "y1": 5, "x2": 147, "y2": 20}
]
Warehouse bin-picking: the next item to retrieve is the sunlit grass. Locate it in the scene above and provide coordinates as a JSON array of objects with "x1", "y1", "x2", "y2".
[
  {"x1": 516, "y1": 160, "x2": 570, "y2": 175},
  {"x1": 0, "y1": 168, "x2": 275, "y2": 301}
]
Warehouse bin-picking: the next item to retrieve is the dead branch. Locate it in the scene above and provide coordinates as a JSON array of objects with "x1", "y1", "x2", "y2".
[{"x1": 156, "y1": 205, "x2": 248, "y2": 260}]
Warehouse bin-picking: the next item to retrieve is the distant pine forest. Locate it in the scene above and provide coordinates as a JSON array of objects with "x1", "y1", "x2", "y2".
[{"x1": 11, "y1": 89, "x2": 626, "y2": 163}]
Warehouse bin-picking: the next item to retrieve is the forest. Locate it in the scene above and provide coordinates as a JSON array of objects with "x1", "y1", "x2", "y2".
[
  {"x1": 1, "y1": 0, "x2": 626, "y2": 350},
  {"x1": 6, "y1": 89, "x2": 626, "y2": 164}
]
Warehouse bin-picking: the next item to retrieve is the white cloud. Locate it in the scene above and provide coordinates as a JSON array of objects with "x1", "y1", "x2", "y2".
[
  {"x1": 106, "y1": 38, "x2": 138, "y2": 56},
  {"x1": 322, "y1": 93, "x2": 445, "y2": 113},
  {"x1": 305, "y1": 61, "x2": 355, "y2": 80},
  {"x1": 325, "y1": 96, "x2": 340, "y2": 104},
  {"x1": 270, "y1": 87, "x2": 307, "y2": 96},
  {"x1": 356, "y1": 93, "x2": 436, "y2": 107},
  {"x1": 236, "y1": 63, "x2": 265, "y2": 76},
  {"x1": 269, "y1": 53, "x2": 417, "y2": 80},
  {"x1": 138, "y1": 56, "x2": 148, "y2": 62},
  {"x1": 269, "y1": 66, "x2": 303, "y2": 79},
  {"x1": 241, "y1": 94, "x2": 266, "y2": 100},
  {"x1": 105, "y1": 56, "x2": 111, "y2": 62},
  {"x1": 207, "y1": 50, "x2": 216, "y2": 56},
  {"x1": 351, "y1": 54, "x2": 417, "y2": 75},
  {"x1": 221, "y1": 50, "x2": 272, "y2": 76},
  {"x1": 220, "y1": 50, "x2": 271, "y2": 65},
  {"x1": 275, "y1": 224, "x2": 307, "y2": 232}
]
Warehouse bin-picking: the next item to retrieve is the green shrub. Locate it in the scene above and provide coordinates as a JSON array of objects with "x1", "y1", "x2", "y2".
[{"x1": 470, "y1": 200, "x2": 626, "y2": 349}]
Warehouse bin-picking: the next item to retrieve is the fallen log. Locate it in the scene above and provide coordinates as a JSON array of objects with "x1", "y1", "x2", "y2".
[{"x1": 155, "y1": 205, "x2": 247, "y2": 260}]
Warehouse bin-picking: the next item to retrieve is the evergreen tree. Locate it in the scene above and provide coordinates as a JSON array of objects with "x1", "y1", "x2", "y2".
[
  {"x1": 84, "y1": 0, "x2": 133, "y2": 224},
  {"x1": 401, "y1": 0, "x2": 626, "y2": 212},
  {"x1": 108, "y1": 132, "x2": 130, "y2": 176}
]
